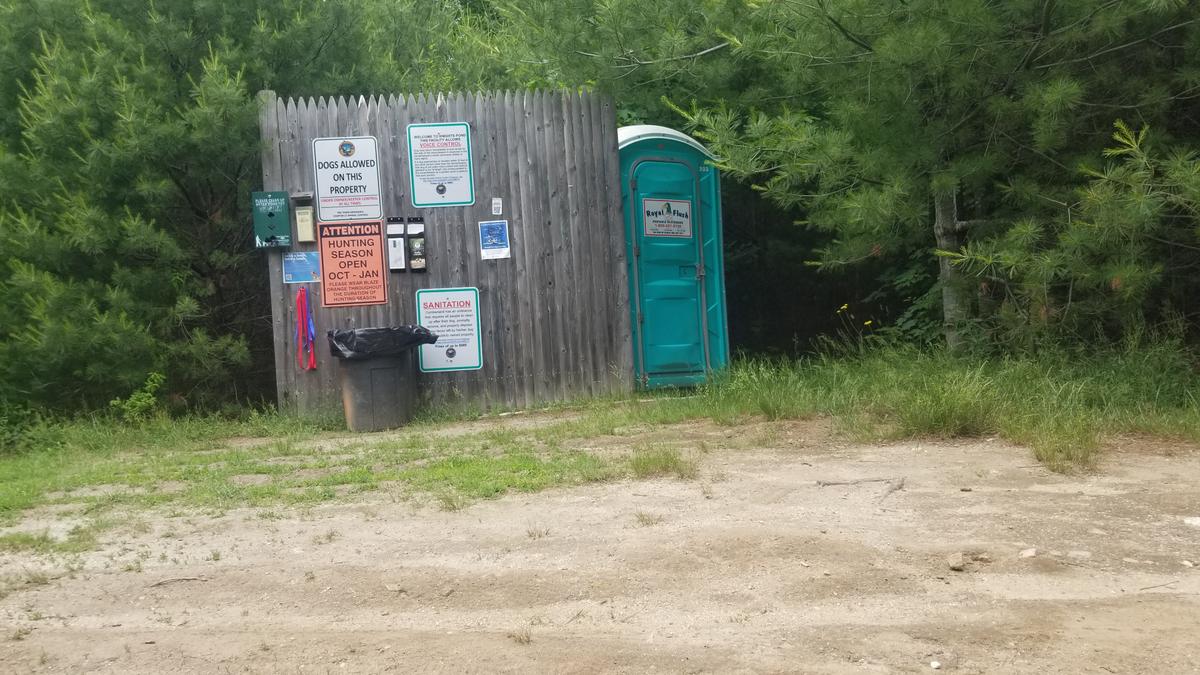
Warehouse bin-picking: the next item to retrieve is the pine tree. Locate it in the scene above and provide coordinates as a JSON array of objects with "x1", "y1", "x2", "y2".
[
  {"x1": 670, "y1": 0, "x2": 1200, "y2": 349},
  {"x1": 0, "y1": 0, "x2": 499, "y2": 410},
  {"x1": 948, "y1": 120, "x2": 1200, "y2": 346}
]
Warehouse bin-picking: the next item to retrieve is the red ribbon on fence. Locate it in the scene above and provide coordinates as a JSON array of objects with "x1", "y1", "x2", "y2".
[{"x1": 296, "y1": 287, "x2": 317, "y2": 371}]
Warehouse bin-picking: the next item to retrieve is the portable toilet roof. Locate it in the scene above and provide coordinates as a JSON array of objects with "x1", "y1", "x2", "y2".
[{"x1": 617, "y1": 125, "x2": 716, "y2": 160}]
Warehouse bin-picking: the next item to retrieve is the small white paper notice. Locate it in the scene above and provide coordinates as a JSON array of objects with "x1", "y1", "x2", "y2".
[{"x1": 491, "y1": 197, "x2": 503, "y2": 216}]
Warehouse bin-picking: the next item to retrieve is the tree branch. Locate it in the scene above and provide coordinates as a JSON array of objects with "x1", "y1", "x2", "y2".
[
  {"x1": 1039, "y1": 0, "x2": 1057, "y2": 37},
  {"x1": 1035, "y1": 19, "x2": 1199, "y2": 69},
  {"x1": 1046, "y1": 0, "x2": 1122, "y2": 38},
  {"x1": 302, "y1": 19, "x2": 342, "y2": 72},
  {"x1": 815, "y1": 0, "x2": 874, "y2": 52},
  {"x1": 613, "y1": 42, "x2": 731, "y2": 69},
  {"x1": 956, "y1": 218, "x2": 996, "y2": 232}
]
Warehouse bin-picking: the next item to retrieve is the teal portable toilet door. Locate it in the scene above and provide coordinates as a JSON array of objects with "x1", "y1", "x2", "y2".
[{"x1": 631, "y1": 159, "x2": 709, "y2": 386}]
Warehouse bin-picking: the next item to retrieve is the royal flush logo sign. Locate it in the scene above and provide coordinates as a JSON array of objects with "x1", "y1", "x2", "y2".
[{"x1": 642, "y1": 199, "x2": 692, "y2": 238}]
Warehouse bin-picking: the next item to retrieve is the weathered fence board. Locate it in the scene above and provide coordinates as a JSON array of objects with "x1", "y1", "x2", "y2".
[{"x1": 258, "y1": 90, "x2": 633, "y2": 415}]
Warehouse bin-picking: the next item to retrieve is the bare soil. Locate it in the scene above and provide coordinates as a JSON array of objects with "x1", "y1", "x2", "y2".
[{"x1": 2, "y1": 419, "x2": 1199, "y2": 673}]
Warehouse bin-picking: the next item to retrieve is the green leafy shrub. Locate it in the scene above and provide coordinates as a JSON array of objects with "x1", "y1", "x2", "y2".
[
  {"x1": 109, "y1": 372, "x2": 165, "y2": 423},
  {"x1": 0, "y1": 405, "x2": 35, "y2": 455}
]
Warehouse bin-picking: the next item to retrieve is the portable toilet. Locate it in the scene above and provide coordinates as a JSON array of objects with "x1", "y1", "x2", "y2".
[{"x1": 618, "y1": 125, "x2": 730, "y2": 388}]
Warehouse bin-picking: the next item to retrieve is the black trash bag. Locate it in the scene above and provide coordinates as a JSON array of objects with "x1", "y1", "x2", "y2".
[{"x1": 327, "y1": 325, "x2": 438, "y2": 360}]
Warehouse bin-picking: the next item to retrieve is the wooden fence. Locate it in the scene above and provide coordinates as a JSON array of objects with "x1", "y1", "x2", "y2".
[{"x1": 257, "y1": 90, "x2": 633, "y2": 415}]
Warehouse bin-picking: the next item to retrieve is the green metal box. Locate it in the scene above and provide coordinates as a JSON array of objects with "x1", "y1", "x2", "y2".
[{"x1": 252, "y1": 191, "x2": 292, "y2": 248}]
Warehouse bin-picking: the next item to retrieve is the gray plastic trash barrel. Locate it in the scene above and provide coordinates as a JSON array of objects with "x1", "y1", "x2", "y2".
[
  {"x1": 327, "y1": 326, "x2": 436, "y2": 433},
  {"x1": 336, "y1": 350, "x2": 418, "y2": 432}
]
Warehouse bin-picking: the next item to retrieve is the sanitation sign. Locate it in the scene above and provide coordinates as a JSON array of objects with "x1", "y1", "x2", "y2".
[
  {"x1": 408, "y1": 123, "x2": 474, "y2": 207},
  {"x1": 642, "y1": 198, "x2": 693, "y2": 238},
  {"x1": 416, "y1": 287, "x2": 482, "y2": 372},
  {"x1": 313, "y1": 136, "x2": 381, "y2": 222},
  {"x1": 318, "y1": 221, "x2": 387, "y2": 307}
]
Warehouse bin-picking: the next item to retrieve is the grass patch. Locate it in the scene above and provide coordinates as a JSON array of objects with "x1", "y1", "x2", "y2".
[
  {"x1": 400, "y1": 451, "x2": 620, "y2": 502},
  {"x1": 645, "y1": 342, "x2": 1200, "y2": 471},
  {"x1": 0, "y1": 517, "x2": 117, "y2": 554},
  {"x1": 0, "y1": 343, "x2": 1196, "y2": 534},
  {"x1": 312, "y1": 529, "x2": 341, "y2": 545},
  {"x1": 629, "y1": 446, "x2": 699, "y2": 479},
  {"x1": 0, "y1": 569, "x2": 60, "y2": 601},
  {"x1": 633, "y1": 511, "x2": 664, "y2": 526},
  {"x1": 0, "y1": 532, "x2": 59, "y2": 553},
  {"x1": 0, "y1": 406, "x2": 642, "y2": 529},
  {"x1": 0, "y1": 410, "x2": 337, "y2": 523}
]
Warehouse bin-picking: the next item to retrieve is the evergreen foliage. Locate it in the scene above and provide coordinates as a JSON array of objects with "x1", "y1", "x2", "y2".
[
  {"x1": 658, "y1": 0, "x2": 1200, "y2": 348},
  {"x1": 485, "y1": 0, "x2": 1200, "y2": 348},
  {"x1": 949, "y1": 121, "x2": 1200, "y2": 346},
  {"x1": 0, "y1": 0, "x2": 500, "y2": 411},
  {"x1": 2, "y1": 0, "x2": 1199, "y2": 414}
]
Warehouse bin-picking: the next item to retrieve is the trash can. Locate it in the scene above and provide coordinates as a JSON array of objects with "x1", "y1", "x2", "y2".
[{"x1": 328, "y1": 326, "x2": 438, "y2": 432}]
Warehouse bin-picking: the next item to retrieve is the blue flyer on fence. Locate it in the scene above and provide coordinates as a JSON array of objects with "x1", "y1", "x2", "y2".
[
  {"x1": 478, "y1": 220, "x2": 511, "y2": 260},
  {"x1": 282, "y1": 251, "x2": 321, "y2": 283}
]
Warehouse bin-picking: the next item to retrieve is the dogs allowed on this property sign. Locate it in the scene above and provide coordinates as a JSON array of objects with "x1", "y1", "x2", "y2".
[{"x1": 312, "y1": 136, "x2": 382, "y2": 222}]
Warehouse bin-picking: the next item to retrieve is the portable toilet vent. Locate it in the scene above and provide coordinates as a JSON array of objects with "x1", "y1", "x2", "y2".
[{"x1": 618, "y1": 125, "x2": 730, "y2": 388}]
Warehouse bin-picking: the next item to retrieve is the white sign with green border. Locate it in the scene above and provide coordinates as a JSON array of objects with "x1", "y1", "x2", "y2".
[
  {"x1": 407, "y1": 122, "x2": 474, "y2": 208},
  {"x1": 416, "y1": 287, "x2": 482, "y2": 372}
]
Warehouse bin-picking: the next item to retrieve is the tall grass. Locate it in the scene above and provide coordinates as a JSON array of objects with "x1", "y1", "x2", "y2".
[
  {"x1": 658, "y1": 342, "x2": 1200, "y2": 470},
  {"x1": 0, "y1": 343, "x2": 1195, "y2": 529}
]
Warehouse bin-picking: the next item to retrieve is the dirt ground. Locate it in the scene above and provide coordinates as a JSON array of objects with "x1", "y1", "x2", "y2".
[{"x1": 2, "y1": 418, "x2": 1199, "y2": 674}]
